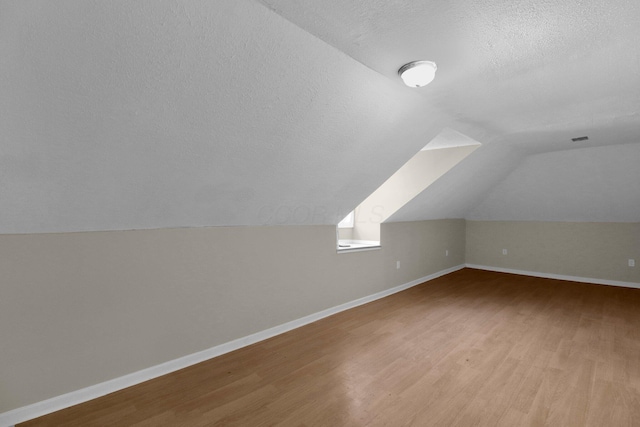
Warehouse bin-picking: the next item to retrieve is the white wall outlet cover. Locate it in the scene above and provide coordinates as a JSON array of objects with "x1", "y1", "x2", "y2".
[
  {"x1": 502, "y1": 249, "x2": 508, "y2": 255},
  {"x1": 445, "y1": 250, "x2": 449, "y2": 256},
  {"x1": 629, "y1": 259, "x2": 636, "y2": 267},
  {"x1": 396, "y1": 261, "x2": 400, "y2": 269}
]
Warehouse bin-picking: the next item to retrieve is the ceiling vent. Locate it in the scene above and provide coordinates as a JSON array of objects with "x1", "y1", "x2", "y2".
[{"x1": 571, "y1": 136, "x2": 589, "y2": 142}]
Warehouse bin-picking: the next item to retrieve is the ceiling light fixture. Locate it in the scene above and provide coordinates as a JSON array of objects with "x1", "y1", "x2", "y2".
[{"x1": 398, "y1": 61, "x2": 437, "y2": 87}]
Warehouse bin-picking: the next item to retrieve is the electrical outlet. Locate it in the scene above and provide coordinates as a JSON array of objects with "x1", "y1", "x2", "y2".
[
  {"x1": 629, "y1": 259, "x2": 636, "y2": 267},
  {"x1": 396, "y1": 261, "x2": 400, "y2": 269},
  {"x1": 445, "y1": 249, "x2": 449, "y2": 257},
  {"x1": 502, "y1": 249, "x2": 508, "y2": 255}
]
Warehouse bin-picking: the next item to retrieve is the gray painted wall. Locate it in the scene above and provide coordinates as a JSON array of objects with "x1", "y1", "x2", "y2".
[
  {"x1": 466, "y1": 221, "x2": 640, "y2": 283},
  {"x1": 4, "y1": 219, "x2": 639, "y2": 415},
  {"x1": 0, "y1": 220, "x2": 465, "y2": 413}
]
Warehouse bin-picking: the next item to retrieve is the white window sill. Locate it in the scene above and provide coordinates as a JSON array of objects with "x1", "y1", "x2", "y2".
[{"x1": 337, "y1": 240, "x2": 381, "y2": 253}]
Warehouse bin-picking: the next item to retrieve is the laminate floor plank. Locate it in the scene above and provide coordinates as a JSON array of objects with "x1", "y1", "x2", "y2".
[{"x1": 19, "y1": 269, "x2": 640, "y2": 426}]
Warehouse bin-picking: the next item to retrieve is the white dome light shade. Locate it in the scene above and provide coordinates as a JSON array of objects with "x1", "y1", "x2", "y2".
[{"x1": 398, "y1": 61, "x2": 437, "y2": 87}]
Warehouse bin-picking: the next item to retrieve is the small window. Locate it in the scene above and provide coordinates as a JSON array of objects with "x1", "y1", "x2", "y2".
[{"x1": 337, "y1": 211, "x2": 354, "y2": 229}]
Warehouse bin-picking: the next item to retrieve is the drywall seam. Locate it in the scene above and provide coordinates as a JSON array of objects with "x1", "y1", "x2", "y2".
[
  {"x1": 466, "y1": 264, "x2": 640, "y2": 289},
  {"x1": 0, "y1": 264, "x2": 465, "y2": 427}
]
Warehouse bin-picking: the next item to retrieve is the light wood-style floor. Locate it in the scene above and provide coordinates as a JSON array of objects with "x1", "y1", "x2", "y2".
[{"x1": 21, "y1": 269, "x2": 640, "y2": 426}]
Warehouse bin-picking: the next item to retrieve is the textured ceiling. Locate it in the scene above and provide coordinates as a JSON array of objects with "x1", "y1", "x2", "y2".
[
  {"x1": 261, "y1": 0, "x2": 640, "y2": 138},
  {"x1": 465, "y1": 143, "x2": 640, "y2": 222},
  {"x1": 263, "y1": 0, "x2": 640, "y2": 223},
  {"x1": 1, "y1": 0, "x2": 639, "y2": 233},
  {"x1": 0, "y1": 0, "x2": 452, "y2": 232}
]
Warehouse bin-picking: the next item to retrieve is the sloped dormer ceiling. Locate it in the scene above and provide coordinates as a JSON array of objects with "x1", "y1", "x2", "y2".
[
  {"x1": 2, "y1": 0, "x2": 640, "y2": 233},
  {"x1": 262, "y1": 0, "x2": 640, "y2": 223}
]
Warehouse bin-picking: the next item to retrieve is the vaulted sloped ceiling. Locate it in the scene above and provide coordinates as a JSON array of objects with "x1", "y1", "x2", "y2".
[
  {"x1": 1, "y1": 0, "x2": 639, "y2": 233},
  {"x1": 0, "y1": 0, "x2": 453, "y2": 233},
  {"x1": 466, "y1": 143, "x2": 640, "y2": 222},
  {"x1": 263, "y1": 0, "x2": 640, "y2": 223}
]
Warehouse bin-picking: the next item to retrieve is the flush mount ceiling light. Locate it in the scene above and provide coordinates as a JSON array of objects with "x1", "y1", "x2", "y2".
[{"x1": 398, "y1": 61, "x2": 437, "y2": 87}]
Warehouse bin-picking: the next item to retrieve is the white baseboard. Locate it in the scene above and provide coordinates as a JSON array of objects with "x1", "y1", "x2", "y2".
[
  {"x1": 466, "y1": 264, "x2": 640, "y2": 290},
  {"x1": 0, "y1": 264, "x2": 464, "y2": 427}
]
